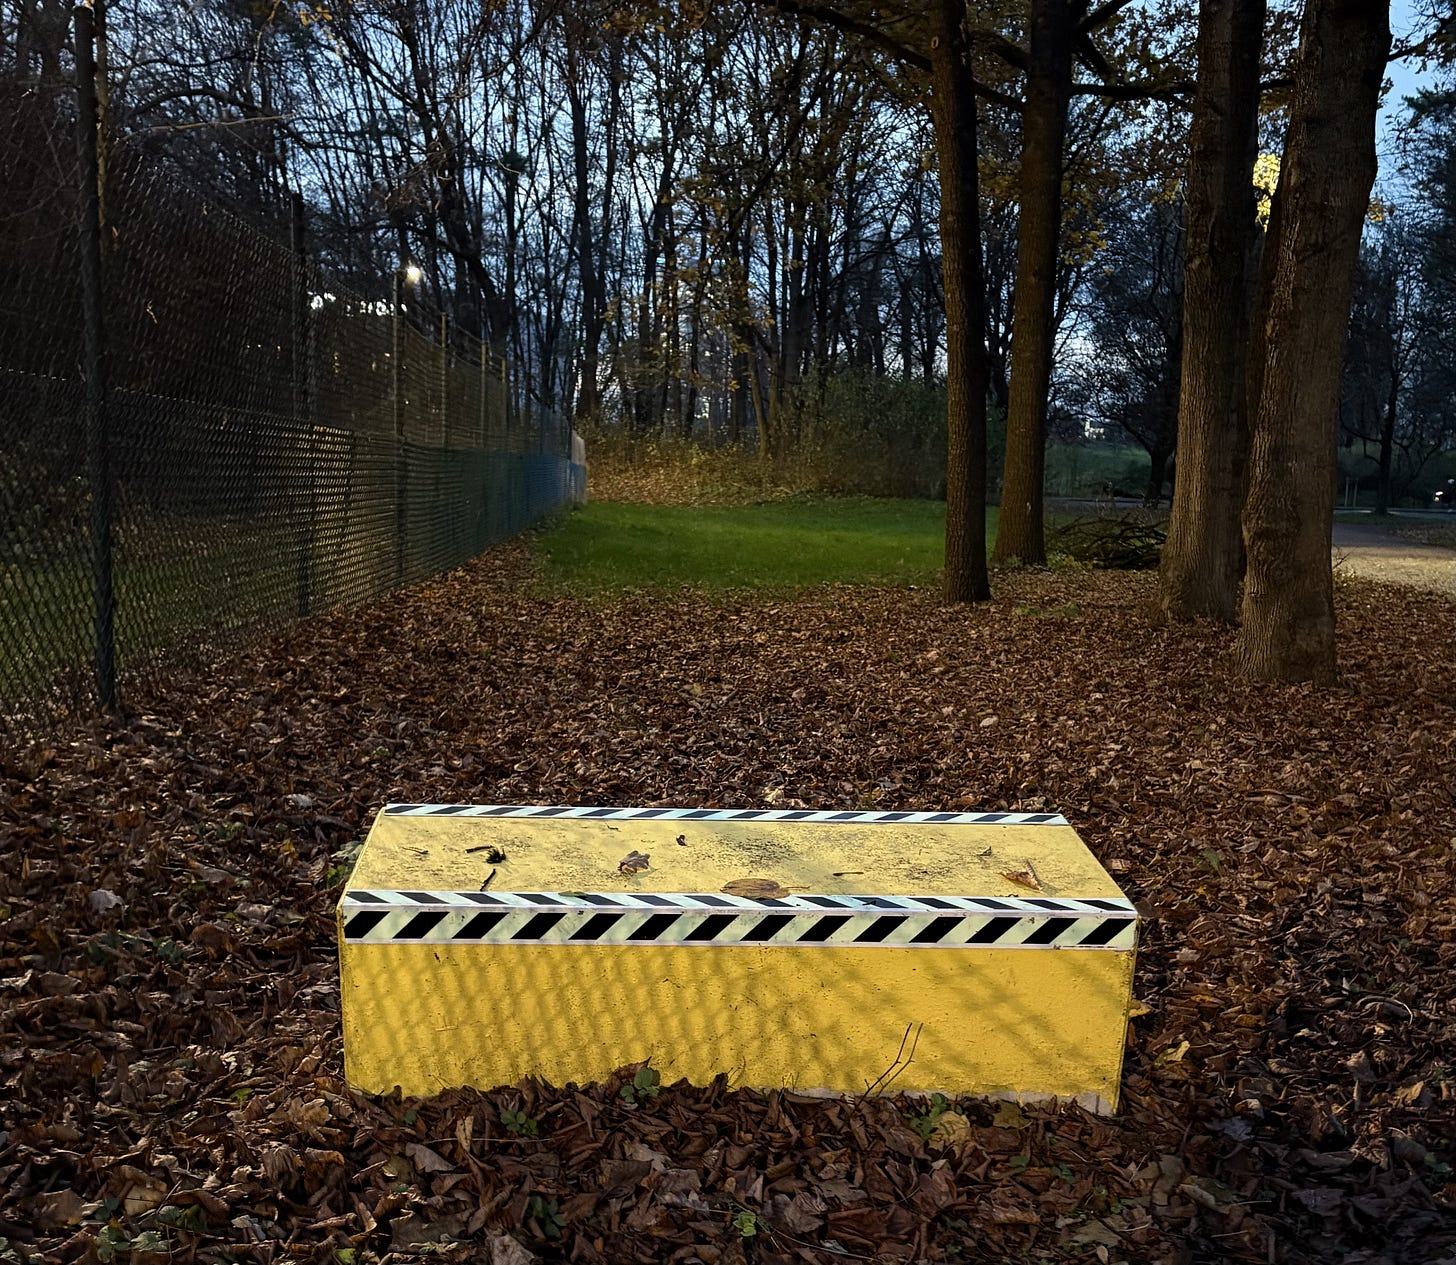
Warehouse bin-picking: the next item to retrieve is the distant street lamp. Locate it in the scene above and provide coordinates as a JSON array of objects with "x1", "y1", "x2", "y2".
[{"x1": 392, "y1": 262, "x2": 422, "y2": 441}]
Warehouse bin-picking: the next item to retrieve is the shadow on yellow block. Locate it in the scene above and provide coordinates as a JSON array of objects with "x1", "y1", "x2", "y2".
[{"x1": 339, "y1": 939, "x2": 1133, "y2": 1112}]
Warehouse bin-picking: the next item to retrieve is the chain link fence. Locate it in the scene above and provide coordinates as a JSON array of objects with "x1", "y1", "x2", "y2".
[{"x1": 0, "y1": 31, "x2": 585, "y2": 731}]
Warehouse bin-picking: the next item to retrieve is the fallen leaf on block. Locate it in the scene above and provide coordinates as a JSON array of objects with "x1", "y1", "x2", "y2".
[
  {"x1": 1000, "y1": 860, "x2": 1042, "y2": 890},
  {"x1": 722, "y1": 877, "x2": 790, "y2": 899},
  {"x1": 618, "y1": 850, "x2": 650, "y2": 874}
]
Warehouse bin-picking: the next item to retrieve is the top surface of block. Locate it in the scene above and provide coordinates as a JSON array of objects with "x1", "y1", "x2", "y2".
[{"x1": 349, "y1": 804, "x2": 1122, "y2": 902}]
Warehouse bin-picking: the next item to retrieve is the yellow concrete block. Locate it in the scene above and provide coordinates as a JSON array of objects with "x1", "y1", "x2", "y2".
[{"x1": 339, "y1": 805, "x2": 1138, "y2": 1112}]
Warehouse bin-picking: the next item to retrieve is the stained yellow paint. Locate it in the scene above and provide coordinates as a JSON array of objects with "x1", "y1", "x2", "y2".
[
  {"x1": 339, "y1": 809, "x2": 1137, "y2": 1112},
  {"x1": 351, "y1": 813, "x2": 1123, "y2": 901}
]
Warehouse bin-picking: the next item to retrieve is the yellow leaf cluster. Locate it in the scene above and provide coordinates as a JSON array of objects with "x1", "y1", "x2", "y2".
[
  {"x1": 1252, "y1": 152, "x2": 1280, "y2": 228},
  {"x1": 1252, "y1": 151, "x2": 1387, "y2": 225}
]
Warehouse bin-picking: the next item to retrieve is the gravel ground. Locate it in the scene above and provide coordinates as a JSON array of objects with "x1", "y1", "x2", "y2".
[{"x1": 1331, "y1": 521, "x2": 1456, "y2": 597}]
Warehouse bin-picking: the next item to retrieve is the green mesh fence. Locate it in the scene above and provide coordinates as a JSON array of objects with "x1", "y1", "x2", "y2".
[{"x1": 0, "y1": 80, "x2": 583, "y2": 731}]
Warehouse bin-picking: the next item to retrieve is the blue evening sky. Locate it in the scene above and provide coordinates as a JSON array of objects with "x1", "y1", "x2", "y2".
[{"x1": 1379, "y1": 0, "x2": 1445, "y2": 192}]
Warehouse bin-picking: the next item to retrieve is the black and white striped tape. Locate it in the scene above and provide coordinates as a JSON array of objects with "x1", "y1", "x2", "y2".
[
  {"x1": 341, "y1": 890, "x2": 1136, "y2": 950},
  {"x1": 382, "y1": 804, "x2": 1069, "y2": 826}
]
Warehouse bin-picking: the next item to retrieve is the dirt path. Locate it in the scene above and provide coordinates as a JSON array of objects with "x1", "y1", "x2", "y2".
[
  {"x1": 1052, "y1": 501, "x2": 1456, "y2": 598},
  {"x1": 1331, "y1": 520, "x2": 1456, "y2": 596}
]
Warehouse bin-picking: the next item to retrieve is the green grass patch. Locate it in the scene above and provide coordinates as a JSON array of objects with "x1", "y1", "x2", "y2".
[
  {"x1": 537, "y1": 498, "x2": 994, "y2": 593},
  {"x1": 1045, "y1": 442, "x2": 1153, "y2": 499},
  {"x1": 0, "y1": 538, "x2": 304, "y2": 699}
]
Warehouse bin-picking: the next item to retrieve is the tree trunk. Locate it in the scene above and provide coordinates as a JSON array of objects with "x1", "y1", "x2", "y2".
[
  {"x1": 730, "y1": 346, "x2": 747, "y2": 445},
  {"x1": 1144, "y1": 448, "x2": 1172, "y2": 507},
  {"x1": 1159, "y1": 0, "x2": 1265, "y2": 623},
  {"x1": 930, "y1": 0, "x2": 991, "y2": 603},
  {"x1": 990, "y1": 0, "x2": 1073, "y2": 567},
  {"x1": 1237, "y1": 0, "x2": 1390, "y2": 683},
  {"x1": 566, "y1": 61, "x2": 603, "y2": 424}
]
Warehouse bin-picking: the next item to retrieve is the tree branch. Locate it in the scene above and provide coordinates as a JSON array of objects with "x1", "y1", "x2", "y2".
[
  {"x1": 1073, "y1": 30, "x2": 1118, "y2": 83},
  {"x1": 125, "y1": 86, "x2": 257, "y2": 117},
  {"x1": 750, "y1": 0, "x2": 930, "y2": 71},
  {"x1": 1389, "y1": 11, "x2": 1456, "y2": 63},
  {"x1": 1078, "y1": 0, "x2": 1139, "y2": 36},
  {"x1": 975, "y1": 80, "x2": 1024, "y2": 111},
  {"x1": 983, "y1": 32, "x2": 1028, "y2": 72},
  {"x1": 754, "y1": 0, "x2": 1021, "y2": 109},
  {"x1": 1072, "y1": 76, "x2": 1191, "y2": 102}
]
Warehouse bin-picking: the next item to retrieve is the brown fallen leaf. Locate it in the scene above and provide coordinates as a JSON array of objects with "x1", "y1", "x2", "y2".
[
  {"x1": 926, "y1": 1109, "x2": 973, "y2": 1154},
  {"x1": 190, "y1": 921, "x2": 233, "y2": 955},
  {"x1": 618, "y1": 850, "x2": 650, "y2": 874},
  {"x1": 722, "y1": 877, "x2": 790, "y2": 899},
  {"x1": 990, "y1": 1100, "x2": 1029, "y2": 1129},
  {"x1": 981, "y1": 1196, "x2": 1040, "y2": 1225},
  {"x1": 116, "y1": 1166, "x2": 168, "y2": 1217},
  {"x1": 405, "y1": 1141, "x2": 456, "y2": 1174},
  {"x1": 486, "y1": 1234, "x2": 537, "y2": 1265},
  {"x1": 33, "y1": 1188, "x2": 86, "y2": 1228},
  {"x1": 4, "y1": 525, "x2": 1455, "y2": 1265},
  {"x1": 1064, "y1": 1219, "x2": 1123, "y2": 1249}
]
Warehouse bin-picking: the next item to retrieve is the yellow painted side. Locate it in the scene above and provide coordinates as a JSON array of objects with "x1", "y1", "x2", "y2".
[
  {"x1": 339, "y1": 938, "x2": 1134, "y2": 1108},
  {"x1": 352, "y1": 815, "x2": 1121, "y2": 901}
]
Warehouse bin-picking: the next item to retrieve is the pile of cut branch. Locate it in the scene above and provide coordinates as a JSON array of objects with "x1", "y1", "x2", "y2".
[{"x1": 1052, "y1": 515, "x2": 1166, "y2": 569}]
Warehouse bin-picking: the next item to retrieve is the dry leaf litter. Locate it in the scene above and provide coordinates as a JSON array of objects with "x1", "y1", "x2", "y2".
[{"x1": 3, "y1": 546, "x2": 1454, "y2": 1263}]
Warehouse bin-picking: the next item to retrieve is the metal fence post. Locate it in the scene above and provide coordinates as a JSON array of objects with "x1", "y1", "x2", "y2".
[
  {"x1": 501, "y1": 351, "x2": 510, "y2": 436},
  {"x1": 439, "y1": 311, "x2": 448, "y2": 447},
  {"x1": 74, "y1": 2, "x2": 116, "y2": 711},
  {"x1": 291, "y1": 190, "x2": 313, "y2": 616},
  {"x1": 486, "y1": 340, "x2": 497, "y2": 448},
  {"x1": 393, "y1": 270, "x2": 405, "y2": 584}
]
